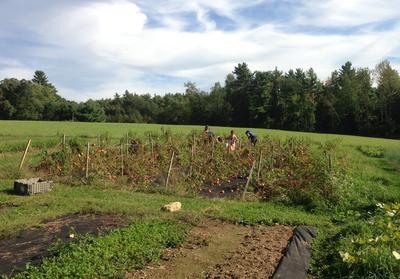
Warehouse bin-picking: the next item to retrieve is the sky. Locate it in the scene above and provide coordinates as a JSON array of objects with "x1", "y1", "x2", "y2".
[{"x1": 0, "y1": 0, "x2": 399, "y2": 101}]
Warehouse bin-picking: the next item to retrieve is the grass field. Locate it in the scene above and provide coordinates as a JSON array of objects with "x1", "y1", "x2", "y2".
[
  {"x1": 1, "y1": 120, "x2": 399, "y2": 147},
  {"x1": 0, "y1": 120, "x2": 399, "y2": 278}
]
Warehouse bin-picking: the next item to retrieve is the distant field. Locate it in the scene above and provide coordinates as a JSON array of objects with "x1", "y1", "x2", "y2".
[{"x1": 0, "y1": 120, "x2": 399, "y2": 147}]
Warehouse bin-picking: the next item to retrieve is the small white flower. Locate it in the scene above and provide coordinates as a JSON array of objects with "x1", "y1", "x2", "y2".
[
  {"x1": 339, "y1": 251, "x2": 350, "y2": 261},
  {"x1": 69, "y1": 233, "x2": 75, "y2": 238},
  {"x1": 376, "y1": 203, "x2": 384, "y2": 209},
  {"x1": 387, "y1": 210, "x2": 396, "y2": 217},
  {"x1": 392, "y1": 251, "x2": 400, "y2": 260}
]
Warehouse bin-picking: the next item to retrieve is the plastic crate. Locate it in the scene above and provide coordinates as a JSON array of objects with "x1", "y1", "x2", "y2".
[{"x1": 14, "y1": 178, "x2": 53, "y2": 195}]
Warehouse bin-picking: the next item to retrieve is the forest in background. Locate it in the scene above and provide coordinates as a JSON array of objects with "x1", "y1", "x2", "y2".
[{"x1": 0, "y1": 61, "x2": 399, "y2": 138}]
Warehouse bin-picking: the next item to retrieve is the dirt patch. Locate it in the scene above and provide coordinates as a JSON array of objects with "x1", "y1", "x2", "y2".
[
  {"x1": 206, "y1": 225, "x2": 293, "y2": 278},
  {"x1": 128, "y1": 220, "x2": 293, "y2": 279},
  {"x1": 0, "y1": 201, "x2": 19, "y2": 211},
  {"x1": 200, "y1": 178, "x2": 246, "y2": 199},
  {"x1": 0, "y1": 213, "x2": 129, "y2": 277}
]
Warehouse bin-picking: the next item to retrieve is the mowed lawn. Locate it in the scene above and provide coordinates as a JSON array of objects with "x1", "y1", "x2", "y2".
[{"x1": 1, "y1": 120, "x2": 399, "y2": 147}]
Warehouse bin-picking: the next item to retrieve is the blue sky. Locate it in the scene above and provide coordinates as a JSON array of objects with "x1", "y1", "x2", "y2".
[{"x1": 0, "y1": 0, "x2": 399, "y2": 101}]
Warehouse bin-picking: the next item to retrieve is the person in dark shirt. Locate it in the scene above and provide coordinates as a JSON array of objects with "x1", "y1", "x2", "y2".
[
  {"x1": 245, "y1": 130, "x2": 257, "y2": 146},
  {"x1": 203, "y1": 125, "x2": 215, "y2": 143}
]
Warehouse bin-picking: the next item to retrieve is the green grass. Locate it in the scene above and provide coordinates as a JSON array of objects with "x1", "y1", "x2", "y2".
[
  {"x1": 1, "y1": 120, "x2": 400, "y2": 278},
  {"x1": 1, "y1": 120, "x2": 399, "y2": 147},
  {"x1": 0, "y1": 183, "x2": 328, "y2": 238},
  {"x1": 11, "y1": 220, "x2": 189, "y2": 279}
]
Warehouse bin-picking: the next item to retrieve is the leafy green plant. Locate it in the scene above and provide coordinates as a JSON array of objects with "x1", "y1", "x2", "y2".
[
  {"x1": 11, "y1": 221, "x2": 189, "y2": 279},
  {"x1": 357, "y1": 146, "x2": 385, "y2": 158},
  {"x1": 313, "y1": 203, "x2": 400, "y2": 279}
]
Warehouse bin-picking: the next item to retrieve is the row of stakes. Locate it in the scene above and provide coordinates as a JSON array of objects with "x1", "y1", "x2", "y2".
[{"x1": 16, "y1": 134, "x2": 278, "y2": 200}]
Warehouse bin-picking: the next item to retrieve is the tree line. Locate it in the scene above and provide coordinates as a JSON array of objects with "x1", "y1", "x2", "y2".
[{"x1": 1, "y1": 61, "x2": 400, "y2": 137}]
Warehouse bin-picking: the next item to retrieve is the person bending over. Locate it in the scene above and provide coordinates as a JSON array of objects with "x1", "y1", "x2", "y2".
[{"x1": 245, "y1": 130, "x2": 257, "y2": 146}]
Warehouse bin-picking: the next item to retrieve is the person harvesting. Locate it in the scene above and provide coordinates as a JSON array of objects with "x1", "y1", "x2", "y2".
[{"x1": 245, "y1": 130, "x2": 257, "y2": 146}]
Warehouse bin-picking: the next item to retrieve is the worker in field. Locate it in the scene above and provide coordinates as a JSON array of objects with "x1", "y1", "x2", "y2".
[
  {"x1": 245, "y1": 130, "x2": 258, "y2": 146},
  {"x1": 227, "y1": 130, "x2": 238, "y2": 151},
  {"x1": 203, "y1": 125, "x2": 215, "y2": 144},
  {"x1": 129, "y1": 139, "x2": 141, "y2": 154}
]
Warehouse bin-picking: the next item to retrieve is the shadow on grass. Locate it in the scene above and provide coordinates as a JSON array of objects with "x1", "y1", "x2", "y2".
[{"x1": 0, "y1": 188, "x2": 18, "y2": 195}]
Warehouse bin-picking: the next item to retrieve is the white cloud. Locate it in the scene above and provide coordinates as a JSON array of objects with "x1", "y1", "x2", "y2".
[
  {"x1": 0, "y1": 0, "x2": 400, "y2": 101},
  {"x1": 294, "y1": 0, "x2": 400, "y2": 27},
  {"x1": 0, "y1": 67, "x2": 35, "y2": 80}
]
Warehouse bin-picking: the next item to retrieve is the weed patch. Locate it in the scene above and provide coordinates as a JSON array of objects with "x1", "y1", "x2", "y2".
[{"x1": 10, "y1": 221, "x2": 189, "y2": 279}]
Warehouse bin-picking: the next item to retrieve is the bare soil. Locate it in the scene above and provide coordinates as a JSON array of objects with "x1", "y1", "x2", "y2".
[
  {"x1": 0, "y1": 213, "x2": 129, "y2": 277},
  {"x1": 200, "y1": 178, "x2": 246, "y2": 199},
  {"x1": 128, "y1": 220, "x2": 293, "y2": 279}
]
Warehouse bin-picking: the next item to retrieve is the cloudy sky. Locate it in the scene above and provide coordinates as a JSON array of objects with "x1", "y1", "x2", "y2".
[{"x1": 0, "y1": 0, "x2": 399, "y2": 101}]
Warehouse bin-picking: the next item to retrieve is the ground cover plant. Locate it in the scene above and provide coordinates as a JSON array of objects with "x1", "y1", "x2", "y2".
[
  {"x1": 10, "y1": 221, "x2": 188, "y2": 279},
  {"x1": 1, "y1": 120, "x2": 400, "y2": 278}
]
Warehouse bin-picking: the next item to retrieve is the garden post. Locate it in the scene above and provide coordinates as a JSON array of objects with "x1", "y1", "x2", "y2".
[
  {"x1": 242, "y1": 160, "x2": 256, "y2": 200},
  {"x1": 149, "y1": 133, "x2": 154, "y2": 159},
  {"x1": 257, "y1": 151, "x2": 263, "y2": 182},
  {"x1": 19, "y1": 139, "x2": 32, "y2": 170},
  {"x1": 211, "y1": 139, "x2": 215, "y2": 159},
  {"x1": 189, "y1": 137, "x2": 195, "y2": 176},
  {"x1": 85, "y1": 142, "x2": 90, "y2": 178},
  {"x1": 120, "y1": 144, "x2": 124, "y2": 176},
  {"x1": 126, "y1": 132, "x2": 129, "y2": 157},
  {"x1": 165, "y1": 151, "x2": 175, "y2": 188}
]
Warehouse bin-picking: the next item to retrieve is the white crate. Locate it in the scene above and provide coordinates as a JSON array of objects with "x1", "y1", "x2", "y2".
[{"x1": 14, "y1": 178, "x2": 53, "y2": 195}]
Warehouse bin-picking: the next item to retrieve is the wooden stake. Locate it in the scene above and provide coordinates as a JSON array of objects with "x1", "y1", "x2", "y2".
[
  {"x1": 149, "y1": 133, "x2": 154, "y2": 158},
  {"x1": 165, "y1": 151, "x2": 175, "y2": 188},
  {"x1": 328, "y1": 153, "x2": 333, "y2": 171},
  {"x1": 62, "y1": 134, "x2": 66, "y2": 147},
  {"x1": 120, "y1": 144, "x2": 124, "y2": 176},
  {"x1": 211, "y1": 139, "x2": 215, "y2": 159},
  {"x1": 85, "y1": 142, "x2": 90, "y2": 178},
  {"x1": 189, "y1": 138, "x2": 195, "y2": 176},
  {"x1": 192, "y1": 134, "x2": 196, "y2": 155},
  {"x1": 257, "y1": 151, "x2": 263, "y2": 182},
  {"x1": 126, "y1": 132, "x2": 129, "y2": 157},
  {"x1": 242, "y1": 160, "x2": 256, "y2": 200},
  {"x1": 19, "y1": 139, "x2": 31, "y2": 170}
]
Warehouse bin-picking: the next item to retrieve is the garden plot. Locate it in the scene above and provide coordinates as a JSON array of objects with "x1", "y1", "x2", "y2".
[
  {"x1": 0, "y1": 213, "x2": 128, "y2": 277},
  {"x1": 34, "y1": 134, "x2": 342, "y2": 211},
  {"x1": 129, "y1": 220, "x2": 293, "y2": 279}
]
